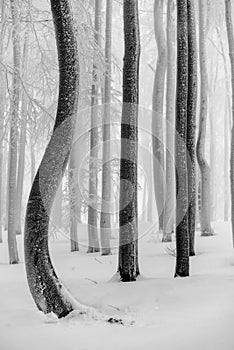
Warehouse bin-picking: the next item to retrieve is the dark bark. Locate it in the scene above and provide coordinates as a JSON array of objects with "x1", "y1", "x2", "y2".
[
  {"x1": 174, "y1": 0, "x2": 189, "y2": 278},
  {"x1": 100, "y1": 0, "x2": 113, "y2": 256},
  {"x1": 24, "y1": 0, "x2": 79, "y2": 318},
  {"x1": 69, "y1": 148, "x2": 79, "y2": 252},
  {"x1": 118, "y1": 0, "x2": 140, "y2": 282},
  {"x1": 87, "y1": 0, "x2": 102, "y2": 253},
  {"x1": 187, "y1": 0, "x2": 197, "y2": 256},
  {"x1": 152, "y1": 0, "x2": 167, "y2": 232},
  {"x1": 225, "y1": 0, "x2": 234, "y2": 247}
]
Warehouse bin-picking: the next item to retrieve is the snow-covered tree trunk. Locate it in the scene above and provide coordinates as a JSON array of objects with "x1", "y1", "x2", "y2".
[
  {"x1": 152, "y1": 0, "x2": 167, "y2": 232},
  {"x1": 8, "y1": 0, "x2": 20, "y2": 264},
  {"x1": 24, "y1": 0, "x2": 80, "y2": 317},
  {"x1": 87, "y1": 0, "x2": 102, "y2": 253},
  {"x1": 163, "y1": 0, "x2": 176, "y2": 242},
  {"x1": 100, "y1": 0, "x2": 113, "y2": 256},
  {"x1": 118, "y1": 0, "x2": 140, "y2": 282},
  {"x1": 187, "y1": 0, "x2": 197, "y2": 256},
  {"x1": 225, "y1": 0, "x2": 234, "y2": 246},
  {"x1": 175, "y1": 0, "x2": 189, "y2": 277},
  {"x1": 15, "y1": 31, "x2": 29, "y2": 236},
  {"x1": 196, "y1": 0, "x2": 213, "y2": 236},
  {"x1": 69, "y1": 147, "x2": 79, "y2": 252}
]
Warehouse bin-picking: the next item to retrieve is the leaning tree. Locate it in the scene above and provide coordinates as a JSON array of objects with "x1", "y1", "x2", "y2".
[
  {"x1": 24, "y1": 0, "x2": 81, "y2": 318},
  {"x1": 118, "y1": 0, "x2": 141, "y2": 282}
]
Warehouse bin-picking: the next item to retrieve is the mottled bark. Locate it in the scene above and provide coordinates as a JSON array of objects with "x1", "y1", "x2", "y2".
[
  {"x1": 100, "y1": 0, "x2": 113, "y2": 256},
  {"x1": 24, "y1": 0, "x2": 80, "y2": 317},
  {"x1": 175, "y1": 0, "x2": 189, "y2": 278},
  {"x1": 225, "y1": 0, "x2": 234, "y2": 247},
  {"x1": 118, "y1": 0, "x2": 140, "y2": 282},
  {"x1": 187, "y1": 0, "x2": 197, "y2": 256},
  {"x1": 69, "y1": 148, "x2": 79, "y2": 252},
  {"x1": 196, "y1": 0, "x2": 214, "y2": 236},
  {"x1": 87, "y1": 0, "x2": 102, "y2": 253},
  {"x1": 152, "y1": 0, "x2": 167, "y2": 231},
  {"x1": 163, "y1": 0, "x2": 176, "y2": 242},
  {"x1": 8, "y1": 0, "x2": 20, "y2": 264}
]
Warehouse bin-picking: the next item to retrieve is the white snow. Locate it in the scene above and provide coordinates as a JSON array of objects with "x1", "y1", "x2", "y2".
[{"x1": 0, "y1": 221, "x2": 234, "y2": 350}]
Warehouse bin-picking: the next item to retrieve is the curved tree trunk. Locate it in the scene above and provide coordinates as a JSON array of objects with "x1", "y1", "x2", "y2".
[
  {"x1": 187, "y1": 0, "x2": 197, "y2": 256},
  {"x1": 163, "y1": 0, "x2": 176, "y2": 242},
  {"x1": 8, "y1": 0, "x2": 20, "y2": 264},
  {"x1": 225, "y1": 0, "x2": 234, "y2": 247},
  {"x1": 196, "y1": 0, "x2": 213, "y2": 236},
  {"x1": 100, "y1": 0, "x2": 113, "y2": 256},
  {"x1": 174, "y1": 0, "x2": 189, "y2": 278},
  {"x1": 118, "y1": 0, "x2": 140, "y2": 282},
  {"x1": 152, "y1": 0, "x2": 167, "y2": 232},
  {"x1": 24, "y1": 0, "x2": 81, "y2": 318},
  {"x1": 87, "y1": 0, "x2": 102, "y2": 253}
]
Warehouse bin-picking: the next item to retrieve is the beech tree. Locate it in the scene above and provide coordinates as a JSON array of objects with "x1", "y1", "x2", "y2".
[
  {"x1": 152, "y1": 0, "x2": 167, "y2": 232},
  {"x1": 187, "y1": 0, "x2": 197, "y2": 256},
  {"x1": 163, "y1": 0, "x2": 176, "y2": 242},
  {"x1": 24, "y1": 0, "x2": 80, "y2": 317},
  {"x1": 118, "y1": 0, "x2": 140, "y2": 282},
  {"x1": 87, "y1": 0, "x2": 102, "y2": 253},
  {"x1": 196, "y1": 0, "x2": 214, "y2": 236},
  {"x1": 100, "y1": 0, "x2": 113, "y2": 256},
  {"x1": 8, "y1": 0, "x2": 20, "y2": 264},
  {"x1": 225, "y1": 0, "x2": 234, "y2": 247},
  {"x1": 175, "y1": 0, "x2": 189, "y2": 277}
]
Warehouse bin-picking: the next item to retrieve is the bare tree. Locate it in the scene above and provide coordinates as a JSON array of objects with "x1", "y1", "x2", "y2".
[
  {"x1": 152, "y1": 0, "x2": 167, "y2": 232},
  {"x1": 100, "y1": 0, "x2": 113, "y2": 256},
  {"x1": 118, "y1": 0, "x2": 140, "y2": 282},
  {"x1": 163, "y1": 0, "x2": 176, "y2": 242},
  {"x1": 187, "y1": 0, "x2": 197, "y2": 256},
  {"x1": 175, "y1": 0, "x2": 189, "y2": 278},
  {"x1": 8, "y1": 0, "x2": 20, "y2": 264},
  {"x1": 24, "y1": 0, "x2": 80, "y2": 317},
  {"x1": 196, "y1": 0, "x2": 214, "y2": 236},
  {"x1": 225, "y1": 0, "x2": 234, "y2": 246},
  {"x1": 87, "y1": 0, "x2": 102, "y2": 253}
]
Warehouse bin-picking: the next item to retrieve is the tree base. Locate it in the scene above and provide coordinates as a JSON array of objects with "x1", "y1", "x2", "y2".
[
  {"x1": 101, "y1": 248, "x2": 112, "y2": 256},
  {"x1": 87, "y1": 247, "x2": 100, "y2": 253},
  {"x1": 162, "y1": 233, "x2": 172, "y2": 242}
]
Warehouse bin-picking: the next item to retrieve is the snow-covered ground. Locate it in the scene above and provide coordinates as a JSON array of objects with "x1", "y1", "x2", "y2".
[{"x1": 0, "y1": 222, "x2": 234, "y2": 350}]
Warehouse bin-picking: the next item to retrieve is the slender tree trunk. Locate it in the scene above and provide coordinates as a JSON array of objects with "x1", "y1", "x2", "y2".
[
  {"x1": 187, "y1": 0, "x2": 197, "y2": 256},
  {"x1": 118, "y1": 0, "x2": 140, "y2": 282},
  {"x1": 100, "y1": 0, "x2": 113, "y2": 256},
  {"x1": 152, "y1": 0, "x2": 167, "y2": 232},
  {"x1": 24, "y1": 0, "x2": 81, "y2": 317},
  {"x1": 196, "y1": 0, "x2": 214, "y2": 236},
  {"x1": 8, "y1": 0, "x2": 20, "y2": 264},
  {"x1": 174, "y1": 0, "x2": 189, "y2": 278},
  {"x1": 163, "y1": 0, "x2": 176, "y2": 242},
  {"x1": 225, "y1": 0, "x2": 234, "y2": 246},
  {"x1": 15, "y1": 31, "x2": 29, "y2": 235},
  {"x1": 30, "y1": 138, "x2": 36, "y2": 184},
  {"x1": 69, "y1": 147, "x2": 79, "y2": 252},
  {"x1": 87, "y1": 0, "x2": 102, "y2": 253}
]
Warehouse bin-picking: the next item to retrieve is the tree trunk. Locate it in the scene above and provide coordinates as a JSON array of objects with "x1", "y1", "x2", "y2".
[
  {"x1": 152, "y1": 0, "x2": 167, "y2": 232},
  {"x1": 225, "y1": 0, "x2": 234, "y2": 247},
  {"x1": 87, "y1": 0, "x2": 102, "y2": 253},
  {"x1": 174, "y1": 0, "x2": 189, "y2": 278},
  {"x1": 187, "y1": 0, "x2": 197, "y2": 256},
  {"x1": 118, "y1": 0, "x2": 140, "y2": 282},
  {"x1": 15, "y1": 31, "x2": 29, "y2": 236},
  {"x1": 24, "y1": 0, "x2": 80, "y2": 318},
  {"x1": 8, "y1": 0, "x2": 20, "y2": 264},
  {"x1": 100, "y1": 0, "x2": 113, "y2": 256},
  {"x1": 196, "y1": 0, "x2": 214, "y2": 236},
  {"x1": 69, "y1": 147, "x2": 79, "y2": 252},
  {"x1": 163, "y1": 0, "x2": 176, "y2": 242}
]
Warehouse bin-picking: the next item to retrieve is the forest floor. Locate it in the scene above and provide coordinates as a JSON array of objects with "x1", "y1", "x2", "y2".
[{"x1": 0, "y1": 221, "x2": 234, "y2": 350}]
